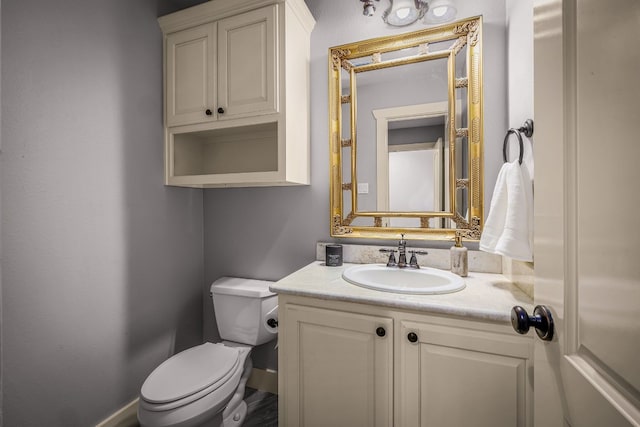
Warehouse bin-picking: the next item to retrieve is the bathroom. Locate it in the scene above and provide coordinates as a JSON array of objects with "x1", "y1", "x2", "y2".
[{"x1": 1, "y1": 0, "x2": 638, "y2": 426}]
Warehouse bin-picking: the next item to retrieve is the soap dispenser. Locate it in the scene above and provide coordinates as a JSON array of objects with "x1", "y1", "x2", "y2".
[{"x1": 450, "y1": 234, "x2": 468, "y2": 277}]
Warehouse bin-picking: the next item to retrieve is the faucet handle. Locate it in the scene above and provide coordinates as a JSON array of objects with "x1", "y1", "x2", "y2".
[
  {"x1": 379, "y1": 248, "x2": 398, "y2": 267},
  {"x1": 409, "y1": 250, "x2": 429, "y2": 269}
]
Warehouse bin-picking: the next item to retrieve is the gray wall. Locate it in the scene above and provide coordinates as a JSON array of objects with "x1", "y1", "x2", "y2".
[
  {"x1": 1, "y1": 0, "x2": 205, "y2": 425},
  {"x1": 389, "y1": 125, "x2": 445, "y2": 146},
  {"x1": 506, "y1": 0, "x2": 534, "y2": 170},
  {"x1": 203, "y1": 0, "x2": 509, "y2": 369}
]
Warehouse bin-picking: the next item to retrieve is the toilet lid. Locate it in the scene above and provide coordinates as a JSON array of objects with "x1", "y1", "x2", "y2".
[{"x1": 141, "y1": 343, "x2": 240, "y2": 404}]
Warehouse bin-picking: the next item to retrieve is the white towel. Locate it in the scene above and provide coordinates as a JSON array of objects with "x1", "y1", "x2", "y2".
[{"x1": 480, "y1": 161, "x2": 533, "y2": 262}]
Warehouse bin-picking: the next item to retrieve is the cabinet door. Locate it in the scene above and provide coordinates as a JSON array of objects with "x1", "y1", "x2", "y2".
[
  {"x1": 217, "y1": 6, "x2": 277, "y2": 119},
  {"x1": 397, "y1": 320, "x2": 532, "y2": 427},
  {"x1": 282, "y1": 304, "x2": 393, "y2": 427},
  {"x1": 165, "y1": 23, "x2": 216, "y2": 127}
]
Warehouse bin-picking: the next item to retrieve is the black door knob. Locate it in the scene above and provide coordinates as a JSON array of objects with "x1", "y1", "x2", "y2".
[
  {"x1": 376, "y1": 327, "x2": 386, "y2": 337},
  {"x1": 217, "y1": 107, "x2": 225, "y2": 114},
  {"x1": 407, "y1": 332, "x2": 418, "y2": 343},
  {"x1": 267, "y1": 318, "x2": 278, "y2": 328},
  {"x1": 511, "y1": 305, "x2": 554, "y2": 341},
  {"x1": 205, "y1": 109, "x2": 213, "y2": 116}
]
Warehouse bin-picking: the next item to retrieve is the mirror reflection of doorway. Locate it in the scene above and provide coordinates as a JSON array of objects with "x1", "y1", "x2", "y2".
[
  {"x1": 374, "y1": 101, "x2": 460, "y2": 228},
  {"x1": 388, "y1": 138, "x2": 444, "y2": 228}
]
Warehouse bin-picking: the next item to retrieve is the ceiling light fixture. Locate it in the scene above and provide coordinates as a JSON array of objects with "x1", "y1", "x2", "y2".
[{"x1": 361, "y1": 0, "x2": 456, "y2": 27}]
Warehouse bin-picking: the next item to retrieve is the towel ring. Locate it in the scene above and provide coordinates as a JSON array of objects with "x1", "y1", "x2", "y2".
[
  {"x1": 503, "y1": 119, "x2": 534, "y2": 165},
  {"x1": 503, "y1": 129, "x2": 524, "y2": 165}
]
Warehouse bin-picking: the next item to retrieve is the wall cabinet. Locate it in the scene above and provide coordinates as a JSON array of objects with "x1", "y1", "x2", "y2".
[
  {"x1": 159, "y1": 0, "x2": 314, "y2": 188},
  {"x1": 279, "y1": 295, "x2": 533, "y2": 427}
]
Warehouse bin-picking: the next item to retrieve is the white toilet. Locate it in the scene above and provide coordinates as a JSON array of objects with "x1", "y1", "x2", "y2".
[{"x1": 138, "y1": 277, "x2": 278, "y2": 427}]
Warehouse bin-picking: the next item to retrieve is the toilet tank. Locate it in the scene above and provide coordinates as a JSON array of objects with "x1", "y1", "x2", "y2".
[{"x1": 210, "y1": 277, "x2": 278, "y2": 346}]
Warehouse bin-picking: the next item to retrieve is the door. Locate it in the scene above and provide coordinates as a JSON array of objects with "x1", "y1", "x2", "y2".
[
  {"x1": 165, "y1": 23, "x2": 216, "y2": 127},
  {"x1": 533, "y1": 0, "x2": 640, "y2": 425},
  {"x1": 217, "y1": 5, "x2": 278, "y2": 119},
  {"x1": 281, "y1": 303, "x2": 393, "y2": 427}
]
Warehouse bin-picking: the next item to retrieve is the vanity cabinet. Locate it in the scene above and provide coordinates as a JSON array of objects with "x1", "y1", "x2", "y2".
[
  {"x1": 278, "y1": 295, "x2": 533, "y2": 427},
  {"x1": 158, "y1": 0, "x2": 314, "y2": 188}
]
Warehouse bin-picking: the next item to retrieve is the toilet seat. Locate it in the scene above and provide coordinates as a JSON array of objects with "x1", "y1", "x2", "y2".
[
  {"x1": 138, "y1": 356, "x2": 248, "y2": 427},
  {"x1": 141, "y1": 343, "x2": 241, "y2": 411}
]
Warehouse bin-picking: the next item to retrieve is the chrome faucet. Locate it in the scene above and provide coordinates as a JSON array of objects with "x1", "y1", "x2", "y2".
[
  {"x1": 380, "y1": 234, "x2": 428, "y2": 268},
  {"x1": 397, "y1": 234, "x2": 408, "y2": 268}
]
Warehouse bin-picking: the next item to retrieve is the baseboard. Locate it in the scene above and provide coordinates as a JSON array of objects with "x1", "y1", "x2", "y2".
[
  {"x1": 95, "y1": 398, "x2": 139, "y2": 427},
  {"x1": 246, "y1": 368, "x2": 278, "y2": 395}
]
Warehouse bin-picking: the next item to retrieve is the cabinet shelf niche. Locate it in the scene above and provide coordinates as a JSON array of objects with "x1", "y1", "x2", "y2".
[{"x1": 168, "y1": 122, "x2": 291, "y2": 188}]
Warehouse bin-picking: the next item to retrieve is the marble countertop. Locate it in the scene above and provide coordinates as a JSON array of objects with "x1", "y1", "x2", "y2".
[{"x1": 270, "y1": 261, "x2": 533, "y2": 324}]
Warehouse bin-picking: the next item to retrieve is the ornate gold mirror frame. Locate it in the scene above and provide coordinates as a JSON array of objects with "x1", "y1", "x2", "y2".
[{"x1": 329, "y1": 16, "x2": 483, "y2": 241}]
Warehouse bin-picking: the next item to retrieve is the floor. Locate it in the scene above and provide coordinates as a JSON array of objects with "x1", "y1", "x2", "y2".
[{"x1": 243, "y1": 388, "x2": 278, "y2": 427}]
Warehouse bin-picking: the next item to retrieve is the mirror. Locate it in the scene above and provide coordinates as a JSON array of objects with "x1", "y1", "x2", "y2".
[{"x1": 329, "y1": 16, "x2": 483, "y2": 241}]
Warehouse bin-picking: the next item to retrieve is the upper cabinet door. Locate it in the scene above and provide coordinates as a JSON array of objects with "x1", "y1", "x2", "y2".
[
  {"x1": 165, "y1": 23, "x2": 216, "y2": 127},
  {"x1": 217, "y1": 6, "x2": 278, "y2": 120}
]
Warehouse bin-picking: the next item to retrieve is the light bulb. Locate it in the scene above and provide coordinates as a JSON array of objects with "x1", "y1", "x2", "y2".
[
  {"x1": 395, "y1": 7, "x2": 411, "y2": 19},
  {"x1": 432, "y1": 6, "x2": 448, "y2": 17}
]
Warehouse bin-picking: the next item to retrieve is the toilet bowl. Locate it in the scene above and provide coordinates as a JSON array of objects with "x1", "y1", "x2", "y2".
[{"x1": 138, "y1": 277, "x2": 278, "y2": 427}]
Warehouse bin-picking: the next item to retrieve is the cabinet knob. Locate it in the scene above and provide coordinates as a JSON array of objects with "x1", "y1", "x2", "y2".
[
  {"x1": 205, "y1": 109, "x2": 213, "y2": 116},
  {"x1": 376, "y1": 327, "x2": 386, "y2": 337},
  {"x1": 511, "y1": 305, "x2": 554, "y2": 341},
  {"x1": 217, "y1": 107, "x2": 225, "y2": 114},
  {"x1": 407, "y1": 332, "x2": 418, "y2": 343}
]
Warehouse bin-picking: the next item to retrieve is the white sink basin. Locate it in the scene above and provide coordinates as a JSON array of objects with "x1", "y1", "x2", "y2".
[{"x1": 342, "y1": 264, "x2": 465, "y2": 295}]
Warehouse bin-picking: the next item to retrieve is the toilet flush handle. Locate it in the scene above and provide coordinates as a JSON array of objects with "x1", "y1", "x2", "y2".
[{"x1": 267, "y1": 318, "x2": 278, "y2": 328}]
